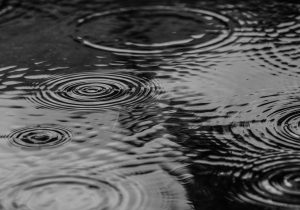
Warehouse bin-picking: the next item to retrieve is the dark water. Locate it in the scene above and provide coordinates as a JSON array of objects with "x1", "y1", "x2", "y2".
[{"x1": 0, "y1": 0, "x2": 299, "y2": 209}]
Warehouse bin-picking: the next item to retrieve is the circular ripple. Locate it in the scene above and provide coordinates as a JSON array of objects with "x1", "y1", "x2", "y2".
[
  {"x1": 230, "y1": 152, "x2": 300, "y2": 208},
  {"x1": 215, "y1": 87, "x2": 300, "y2": 151},
  {"x1": 267, "y1": 106, "x2": 300, "y2": 144},
  {"x1": 8, "y1": 124, "x2": 72, "y2": 149},
  {"x1": 74, "y1": 6, "x2": 235, "y2": 56},
  {"x1": 27, "y1": 72, "x2": 162, "y2": 111},
  {"x1": 1, "y1": 172, "x2": 190, "y2": 210},
  {"x1": 4, "y1": 176, "x2": 125, "y2": 210},
  {"x1": 233, "y1": 105, "x2": 300, "y2": 150}
]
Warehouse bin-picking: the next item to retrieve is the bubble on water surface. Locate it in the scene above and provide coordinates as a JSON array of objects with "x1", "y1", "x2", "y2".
[
  {"x1": 8, "y1": 124, "x2": 72, "y2": 149},
  {"x1": 27, "y1": 72, "x2": 162, "y2": 111},
  {"x1": 74, "y1": 6, "x2": 235, "y2": 56}
]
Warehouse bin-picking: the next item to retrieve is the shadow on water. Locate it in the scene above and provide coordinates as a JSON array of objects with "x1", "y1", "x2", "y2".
[{"x1": 0, "y1": 0, "x2": 299, "y2": 209}]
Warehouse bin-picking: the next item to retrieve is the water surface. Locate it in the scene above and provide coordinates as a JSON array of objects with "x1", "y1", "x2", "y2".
[{"x1": 0, "y1": 0, "x2": 299, "y2": 209}]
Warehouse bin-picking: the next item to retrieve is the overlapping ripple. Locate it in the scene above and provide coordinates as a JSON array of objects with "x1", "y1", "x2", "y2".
[
  {"x1": 27, "y1": 72, "x2": 162, "y2": 111},
  {"x1": 74, "y1": 6, "x2": 236, "y2": 56},
  {"x1": 244, "y1": 42, "x2": 300, "y2": 77},
  {"x1": 0, "y1": 168, "x2": 191, "y2": 210},
  {"x1": 215, "y1": 87, "x2": 300, "y2": 151},
  {"x1": 238, "y1": 5, "x2": 300, "y2": 76},
  {"x1": 230, "y1": 152, "x2": 300, "y2": 208},
  {"x1": 4, "y1": 175, "x2": 138, "y2": 210},
  {"x1": 7, "y1": 124, "x2": 72, "y2": 149}
]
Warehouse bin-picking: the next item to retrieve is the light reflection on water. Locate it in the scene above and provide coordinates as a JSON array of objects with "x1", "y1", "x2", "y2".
[{"x1": 0, "y1": 0, "x2": 299, "y2": 209}]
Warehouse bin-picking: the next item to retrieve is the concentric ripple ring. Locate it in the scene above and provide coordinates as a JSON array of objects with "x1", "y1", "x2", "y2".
[
  {"x1": 27, "y1": 72, "x2": 162, "y2": 111},
  {"x1": 217, "y1": 88, "x2": 300, "y2": 151},
  {"x1": 8, "y1": 124, "x2": 72, "y2": 149},
  {"x1": 74, "y1": 6, "x2": 235, "y2": 55},
  {"x1": 267, "y1": 106, "x2": 300, "y2": 144},
  {"x1": 0, "y1": 171, "x2": 190, "y2": 210},
  {"x1": 2, "y1": 175, "x2": 135, "y2": 210},
  {"x1": 231, "y1": 153, "x2": 300, "y2": 208},
  {"x1": 231, "y1": 105, "x2": 300, "y2": 150}
]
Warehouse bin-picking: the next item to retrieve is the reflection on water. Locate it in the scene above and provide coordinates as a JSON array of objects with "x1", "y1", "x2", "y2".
[{"x1": 0, "y1": 0, "x2": 299, "y2": 209}]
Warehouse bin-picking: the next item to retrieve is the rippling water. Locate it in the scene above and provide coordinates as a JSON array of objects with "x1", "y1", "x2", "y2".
[
  {"x1": 7, "y1": 124, "x2": 72, "y2": 149},
  {"x1": 74, "y1": 5, "x2": 236, "y2": 56},
  {"x1": 28, "y1": 71, "x2": 163, "y2": 111},
  {"x1": 0, "y1": 0, "x2": 299, "y2": 209}
]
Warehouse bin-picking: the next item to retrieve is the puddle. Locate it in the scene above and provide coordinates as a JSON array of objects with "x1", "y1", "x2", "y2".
[{"x1": 0, "y1": 0, "x2": 299, "y2": 209}]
